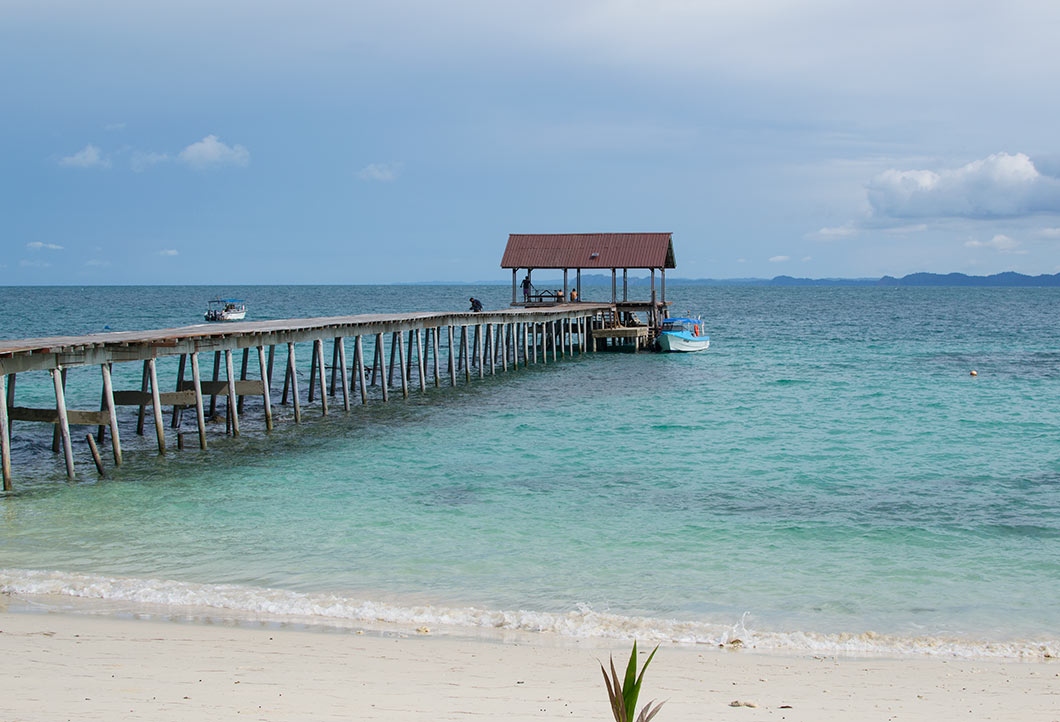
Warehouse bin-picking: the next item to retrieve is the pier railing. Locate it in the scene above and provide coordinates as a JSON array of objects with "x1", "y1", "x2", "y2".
[{"x1": 0, "y1": 304, "x2": 610, "y2": 490}]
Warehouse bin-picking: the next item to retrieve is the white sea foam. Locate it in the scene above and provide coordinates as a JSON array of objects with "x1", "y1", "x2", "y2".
[{"x1": 1, "y1": 568, "x2": 1056, "y2": 661}]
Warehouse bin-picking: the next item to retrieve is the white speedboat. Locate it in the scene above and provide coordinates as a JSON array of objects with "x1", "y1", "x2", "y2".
[
  {"x1": 204, "y1": 298, "x2": 247, "y2": 322},
  {"x1": 657, "y1": 317, "x2": 710, "y2": 352}
]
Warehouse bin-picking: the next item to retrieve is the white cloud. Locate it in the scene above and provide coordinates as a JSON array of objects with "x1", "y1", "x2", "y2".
[
  {"x1": 20, "y1": 259, "x2": 51, "y2": 268},
  {"x1": 807, "y1": 223, "x2": 856, "y2": 240},
  {"x1": 736, "y1": 257, "x2": 747, "y2": 263},
  {"x1": 59, "y1": 144, "x2": 111, "y2": 169},
  {"x1": 358, "y1": 162, "x2": 401, "y2": 182},
  {"x1": 85, "y1": 259, "x2": 111, "y2": 267},
  {"x1": 104, "y1": 122, "x2": 126, "y2": 131},
  {"x1": 1036, "y1": 227, "x2": 1060, "y2": 238},
  {"x1": 158, "y1": 249, "x2": 179, "y2": 256},
  {"x1": 801, "y1": 256, "x2": 812, "y2": 262},
  {"x1": 131, "y1": 151, "x2": 170, "y2": 172},
  {"x1": 964, "y1": 234, "x2": 1028, "y2": 254},
  {"x1": 867, "y1": 152, "x2": 1060, "y2": 220},
  {"x1": 768, "y1": 255, "x2": 790, "y2": 263},
  {"x1": 26, "y1": 241, "x2": 64, "y2": 250},
  {"x1": 177, "y1": 135, "x2": 250, "y2": 170}
]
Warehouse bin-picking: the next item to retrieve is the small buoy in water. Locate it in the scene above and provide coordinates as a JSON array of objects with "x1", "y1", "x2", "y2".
[{"x1": 970, "y1": 370, "x2": 978, "y2": 376}]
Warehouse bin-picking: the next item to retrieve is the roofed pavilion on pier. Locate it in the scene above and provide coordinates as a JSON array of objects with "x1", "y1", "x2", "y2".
[{"x1": 500, "y1": 232, "x2": 675, "y2": 327}]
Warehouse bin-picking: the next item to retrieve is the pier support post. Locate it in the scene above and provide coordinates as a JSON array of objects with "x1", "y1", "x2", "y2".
[
  {"x1": 207, "y1": 351, "x2": 220, "y2": 418},
  {"x1": 406, "y1": 330, "x2": 415, "y2": 387},
  {"x1": 1, "y1": 375, "x2": 11, "y2": 490},
  {"x1": 101, "y1": 363, "x2": 122, "y2": 464},
  {"x1": 462, "y1": 326, "x2": 471, "y2": 382},
  {"x1": 258, "y1": 345, "x2": 274, "y2": 429},
  {"x1": 355, "y1": 336, "x2": 368, "y2": 405},
  {"x1": 190, "y1": 352, "x2": 207, "y2": 449},
  {"x1": 476, "y1": 325, "x2": 484, "y2": 379},
  {"x1": 308, "y1": 342, "x2": 318, "y2": 403},
  {"x1": 396, "y1": 331, "x2": 408, "y2": 399},
  {"x1": 287, "y1": 343, "x2": 302, "y2": 422},
  {"x1": 522, "y1": 323, "x2": 530, "y2": 367},
  {"x1": 172, "y1": 354, "x2": 187, "y2": 428},
  {"x1": 224, "y1": 350, "x2": 240, "y2": 437},
  {"x1": 500, "y1": 325, "x2": 508, "y2": 372},
  {"x1": 52, "y1": 368, "x2": 67, "y2": 452},
  {"x1": 281, "y1": 349, "x2": 292, "y2": 405},
  {"x1": 487, "y1": 324, "x2": 496, "y2": 375},
  {"x1": 432, "y1": 327, "x2": 441, "y2": 387},
  {"x1": 415, "y1": 329, "x2": 426, "y2": 392},
  {"x1": 86, "y1": 434, "x2": 105, "y2": 476},
  {"x1": 52, "y1": 368, "x2": 75, "y2": 478},
  {"x1": 388, "y1": 332, "x2": 399, "y2": 388},
  {"x1": 337, "y1": 338, "x2": 350, "y2": 412},
  {"x1": 314, "y1": 339, "x2": 329, "y2": 415},
  {"x1": 447, "y1": 326, "x2": 456, "y2": 386},
  {"x1": 267, "y1": 345, "x2": 275, "y2": 390},
  {"x1": 330, "y1": 338, "x2": 340, "y2": 396},
  {"x1": 4, "y1": 373, "x2": 14, "y2": 435},
  {"x1": 148, "y1": 359, "x2": 166, "y2": 454},
  {"x1": 375, "y1": 334, "x2": 389, "y2": 402},
  {"x1": 238, "y1": 348, "x2": 249, "y2": 414},
  {"x1": 370, "y1": 335, "x2": 380, "y2": 387}
]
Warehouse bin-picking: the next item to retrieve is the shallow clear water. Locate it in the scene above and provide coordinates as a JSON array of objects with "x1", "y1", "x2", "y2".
[{"x1": 1, "y1": 285, "x2": 1059, "y2": 658}]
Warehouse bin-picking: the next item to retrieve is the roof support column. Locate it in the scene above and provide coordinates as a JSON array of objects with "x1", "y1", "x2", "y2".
[
  {"x1": 661, "y1": 268, "x2": 666, "y2": 304},
  {"x1": 563, "y1": 269, "x2": 568, "y2": 301},
  {"x1": 611, "y1": 268, "x2": 616, "y2": 303},
  {"x1": 623, "y1": 268, "x2": 628, "y2": 302},
  {"x1": 576, "y1": 269, "x2": 581, "y2": 301},
  {"x1": 512, "y1": 268, "x2": 517, "y2": 306},
  {"x1": 651, "y1": 268, "x2": 656, "y2": 306}
]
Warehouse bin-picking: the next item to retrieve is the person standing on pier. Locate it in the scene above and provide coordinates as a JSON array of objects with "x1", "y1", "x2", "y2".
[{"x1": 521, "y1": 275, "x2": 532, "y2": 302}]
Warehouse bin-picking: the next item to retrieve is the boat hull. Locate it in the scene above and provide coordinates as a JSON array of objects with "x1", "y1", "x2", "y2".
[{"x1": 657, "y1": 333, "x2": 710, "y2": 352}]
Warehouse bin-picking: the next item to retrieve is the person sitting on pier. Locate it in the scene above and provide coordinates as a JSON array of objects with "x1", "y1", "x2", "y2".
[
  {"x1": 555, "y1": 289, "x2": 564, "y2": 302},
  {"x1": 469, "y1": 297, "x2": 483, "y2": 312},
  {"x1": 570, "y1": 288, "x2": 578, "y2": 302}
]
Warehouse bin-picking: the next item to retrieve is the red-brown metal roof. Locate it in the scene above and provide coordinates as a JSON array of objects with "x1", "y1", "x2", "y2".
[{"x1": 500, "y1": 233, "x2": 675, "y2": 269}]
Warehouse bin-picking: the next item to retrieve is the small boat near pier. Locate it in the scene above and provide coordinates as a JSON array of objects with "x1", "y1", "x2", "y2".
[{"x1": 657, "y1": 317, "x2": 709, "y2": 352}]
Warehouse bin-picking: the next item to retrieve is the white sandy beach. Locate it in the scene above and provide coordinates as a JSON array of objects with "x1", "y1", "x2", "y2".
[{"x1": 1, "y1": 608, "x2": 1056, "y2": 722}]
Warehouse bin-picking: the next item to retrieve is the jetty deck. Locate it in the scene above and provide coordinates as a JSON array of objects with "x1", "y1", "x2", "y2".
[{"x1": 0, "y1": 304, "x2": 613, "y2": 490}]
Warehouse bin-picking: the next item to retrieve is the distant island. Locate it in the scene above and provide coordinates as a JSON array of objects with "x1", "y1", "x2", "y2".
[{"x1": 446, "y1": 271, "x2": 1060, "y2": 287}]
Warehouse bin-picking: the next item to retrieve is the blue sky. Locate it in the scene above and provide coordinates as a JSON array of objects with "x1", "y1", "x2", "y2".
[{"x1": 3, "y1": 0, "x2": 1060, "y2": 284}]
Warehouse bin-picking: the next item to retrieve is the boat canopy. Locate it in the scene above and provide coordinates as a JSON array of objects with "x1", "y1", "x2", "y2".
[{"x1": 209, "y1": 298, "x2": 245, "y2": 305}]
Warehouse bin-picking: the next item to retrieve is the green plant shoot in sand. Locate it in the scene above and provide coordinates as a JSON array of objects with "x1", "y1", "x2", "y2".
[{"x1": 600, "y1": 641, "x2": 664, "y2": 722}]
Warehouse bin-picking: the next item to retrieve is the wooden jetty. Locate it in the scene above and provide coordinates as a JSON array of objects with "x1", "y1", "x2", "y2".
[{"x1": 0, "y1": 305, "x2": 609, "y2": 490}]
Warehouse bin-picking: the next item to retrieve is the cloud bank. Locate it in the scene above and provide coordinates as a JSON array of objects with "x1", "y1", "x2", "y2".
[
  {"x1": 178, "y1": 135, "x2": 250, "y2": 170},
  {"x1": 358, "y1": 162, "x2": 401, "y2": 182},
  {"x1": 27, "y1": 241, "x2": 64, "y2": 250},
  {"x1": 867, "y1": 153, "x2": 1060, "y2": 220},
  {"x1": 59, "y1": 144, "x2": 110, "y2": 168}
]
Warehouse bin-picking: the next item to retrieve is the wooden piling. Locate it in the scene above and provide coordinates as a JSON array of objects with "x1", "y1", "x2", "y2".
[
  {"x1": 4, "y1": 373, "x2": 14, "y2": 434},
  {"x1": 330, "y1": 338, "x2": 340, "y2": 396},
  {"x1": 85, "y1": 433, "x2": 105, "y2": 476},
  {"x1": 190, "y1": 352, "x2": 207, "y2": 449},
  {"x1": 287, "y1": 343, "x2": 302, "y2": 422},
  {"x1": 355, "y1": 336, "x2": 368, "y2": 405},
  {"x1": 376, "y1": 333, "x2": 389, "y2": 402},
  {"x1": 209, "y1": 351, "x2": 221, "y2": 417},
  {"x1": 337, "y1": 338, "x2": 350, "y2": 412},
  {"x1": 224, "y1": 350, "x2": 240, "y2": 436},
  {"x1": 415, "y1": 328, "x2": 426, "y2": 392},
  {"x1": 396, "y1": 331, "x2": 408, "y2": 399},
  {"x1": 100, "y1": 363, "x2": 122, "y2": 464},
  {"x1": 281, "y1": 349, "x2": 292, "y2": 405},
  {"x1": 314, "y1": 339, "x2": 328, "y2": 415},
  {"x1": 267, "y1": 344, "x2": 275, "y2": 390},
  {"x1": 476, "y1": 325, "x2": 484, "y2": 379},
  {"x1": 406, "y1": 330, "x2": 415, "y2": 387},
  {"x1": 148, "y1": 358, "x2": 166, "y2": 454},
  {"x1": 52, "y1": 368, "x2": 75, "y2": 478},
  {"x1": 462, "y1": 326, "x2": 471, "y2": 382},
  {"x1": 172, "y1": 353, "x2": 187, "y2": 428},
  {"x1": 500, "y1": 324, "x2": 508, "y2": 372},
  {"x1": 308, "y1": 342, "x2": 318, "y2": 403},
  {"x1": 238, "y1": 348, "x2": 249, "y2": 414},
  {"x1": 257, "y1": 345, "x2": 274, "y2": 429},
  {"x1": 448, "y1": 326, "x2": 457, "y2": 386},
  {"x1": 1, "y1": 375, "x2": 11, "y2": 490},
  {"x1": 52, "y1": 367, "x2": 68, "y2": 452},
  {"x1": 488, "y1": 324, "x2": 496, "y2": 375},
  {"x1": 388, "y1": 332, "x2": 399, "y2": 388},
  {"x1": 432, "y1": 327, "x2": 441, "y2": 387}
]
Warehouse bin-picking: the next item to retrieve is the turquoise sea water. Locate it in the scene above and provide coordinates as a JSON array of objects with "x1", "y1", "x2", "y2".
[{"x1": 1, "y1": 285, "x2": 1059, "y2": 658}]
